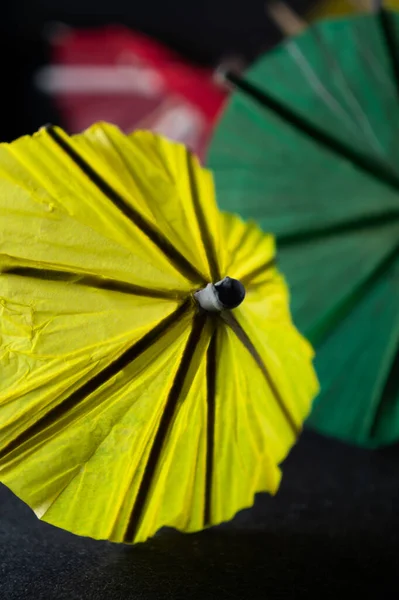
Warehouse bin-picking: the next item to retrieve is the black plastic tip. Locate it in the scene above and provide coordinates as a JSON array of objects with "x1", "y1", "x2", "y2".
[{"x1": 214, "y1": 277, "x2": 246, "y2": 309}]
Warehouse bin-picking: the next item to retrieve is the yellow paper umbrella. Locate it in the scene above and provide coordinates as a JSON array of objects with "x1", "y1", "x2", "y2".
[{"x1": 0, "y1": 123, "x2": 318, "y2": 544}]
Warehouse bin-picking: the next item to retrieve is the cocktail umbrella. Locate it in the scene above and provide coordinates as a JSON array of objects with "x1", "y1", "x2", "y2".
[
  {"x1": 0, "y1": 123, "x2": 317, "y2": 543},
  {"x1": 208, "y1": 5, "x2": 399, "y2": 447}
]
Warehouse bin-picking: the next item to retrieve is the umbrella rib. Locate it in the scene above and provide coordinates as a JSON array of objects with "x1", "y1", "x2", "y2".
[
  {"x1": 221, "y1": 312, "x2": 300, "y2": 437},
  {"x1": 224, "y1": 71, "x2": 399, "y2": 194},
  {"x1": 45, "y1": 126, "x2": 206, "y2": 285},
  {"x1": 1, "y1": 266, "x2": 184, "y2": 300},
  {"x1": 377, "y1": 8, "x2": 399, "y2": 102},
  {"x1": 204, "y1": 330, "x2": 217, "y2": 526},
  {"x1": 277, "y1": 209, "x2": 399, "y2": 246},
  {"x1": 186, "y1": 150, "x2": 221, "y2": 282},
  {"x1": 222, "y1": 223, "x2": 259, "y2": 275},
  {"x1": 240, "y1": 258, "x2": 276, "y2": 286},
  {"x1": 0, "y1": 300, "x2": 192, "y2": 462},
  {"x1": 123, "y1": 312, "x2": 208, "y2": 543},
  {"x1": 308, "y1": 242, "x2": 399, "y2": 347}
]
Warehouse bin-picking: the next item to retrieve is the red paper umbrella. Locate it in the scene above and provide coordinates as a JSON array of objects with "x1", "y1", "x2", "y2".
[{"x1": 36, "y1": 25, "x2": 226, "y2": 160}]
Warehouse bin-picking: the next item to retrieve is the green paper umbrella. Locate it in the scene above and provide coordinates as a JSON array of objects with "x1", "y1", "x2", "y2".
[{"x1": 207, "y1": 8, "x2": 399, "y2": 448}]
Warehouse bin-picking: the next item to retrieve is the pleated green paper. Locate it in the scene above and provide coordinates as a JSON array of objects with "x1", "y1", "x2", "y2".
[{"x1": 208, "y1": 11, "x2": 399, "y2": 447}]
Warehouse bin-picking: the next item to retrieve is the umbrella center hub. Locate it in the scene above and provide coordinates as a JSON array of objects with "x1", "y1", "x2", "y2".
[{"x1": 194, "y1": 276, "x2": 246, "y2": 312}]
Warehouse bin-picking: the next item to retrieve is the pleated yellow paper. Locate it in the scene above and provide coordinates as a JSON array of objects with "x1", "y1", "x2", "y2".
[
  {"x1": 0, "y1": 123, "x2": 318, "y2": 543},
  {"x1": 308, "y1": 0, "x2": 399, "y2": 20}
]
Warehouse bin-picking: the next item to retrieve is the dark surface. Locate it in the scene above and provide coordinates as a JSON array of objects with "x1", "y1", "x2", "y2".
[
  {"x1": 1, "y1": 429, "x2": 398, "y2": 599},
  {"x1": 1, "y1": 0, "x2": 315, "y2": 64},
  {"x1": 0, "y1": 33, "x2": 60, "y2": 144}
]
